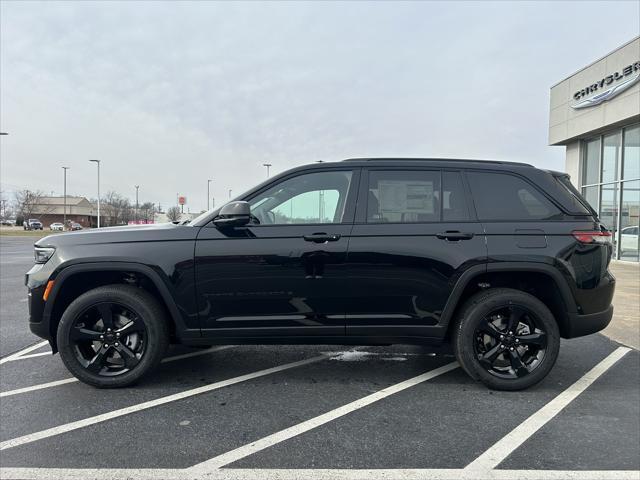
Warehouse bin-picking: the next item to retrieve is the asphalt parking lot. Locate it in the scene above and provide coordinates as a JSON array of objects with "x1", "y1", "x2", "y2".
[{"x1": 1, "y1": 235, "x2": 638, "y2": 480}]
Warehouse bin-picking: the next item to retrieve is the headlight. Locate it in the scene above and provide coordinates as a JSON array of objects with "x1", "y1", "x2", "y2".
[{"x1": 34, "y1": 247, "x2": 55, "y2": 264}]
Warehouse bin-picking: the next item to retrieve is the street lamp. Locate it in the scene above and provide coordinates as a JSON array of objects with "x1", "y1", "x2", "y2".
[
  {"x1": 135, "y1": 185, "x2": 140, "y2": 223},
  {"x1": 89, "y1": 160, "x2": 101, "y2": 228},
  {"x1": 62, "y1": 167, "x2": 70, "y2": 228},
  {"x1": 228, "y1": 189, "x2": 232, "y2": 199},
  {"x1": 207, "y1": 179, "x2": 212, "y2": 210},
  {"x1": 263, "y1": 163, "x2": 272, "y2": 178}
]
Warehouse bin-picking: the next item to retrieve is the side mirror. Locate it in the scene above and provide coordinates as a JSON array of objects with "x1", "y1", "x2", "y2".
[{"x1": 213, "y1": 201, "x2": 251, "y2": 228}]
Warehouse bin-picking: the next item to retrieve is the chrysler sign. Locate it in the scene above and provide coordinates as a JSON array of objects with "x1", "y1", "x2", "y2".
[{"x1": 572, "y1": 61, "x2": 640, "y2": 109}]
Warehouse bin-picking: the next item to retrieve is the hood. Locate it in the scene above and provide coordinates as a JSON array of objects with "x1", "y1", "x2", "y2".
[{"x1": 35, "y1": 222, "x2": 198, "y2": 248}]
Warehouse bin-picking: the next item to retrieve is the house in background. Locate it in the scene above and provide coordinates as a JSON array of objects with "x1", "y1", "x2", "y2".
[{"x1": 30, "y1": 196, "x2": 97, "y2": 228}]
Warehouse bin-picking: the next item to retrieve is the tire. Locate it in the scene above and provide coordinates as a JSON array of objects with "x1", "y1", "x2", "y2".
[
  {"x1": 452, "y1": 288, "x2": 560, "y2": 391},
  {"x1": 57, "y1": 285, "x2": 169, "y2": 388}
]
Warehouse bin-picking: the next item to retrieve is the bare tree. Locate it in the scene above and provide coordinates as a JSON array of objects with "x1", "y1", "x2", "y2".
[
  {"x1": 140, "y1": 202, "x2": 156, "y2": 223},
  {"x1": 166, "y1": 206, "x2": 181, "y2": 222},
  {"x1": 13, "y1": 190, "x2": 45, "y2": 224},
  {"x1": 102, "y1": 191, "x2": 133, "y2": 226}
]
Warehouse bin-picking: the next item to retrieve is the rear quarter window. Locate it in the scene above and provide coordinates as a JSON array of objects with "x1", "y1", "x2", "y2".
[
  {"x1": 554, "y1": 175, "x2": 594, "y2": 215},
  {"x1": 467, "y1": 171, "x2": 562, "y2": 221}
]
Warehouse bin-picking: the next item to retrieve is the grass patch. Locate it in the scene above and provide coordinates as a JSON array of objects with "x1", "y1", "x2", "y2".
[{"x1": 0, "y1": 228, "x2": 63, "y2": 237}]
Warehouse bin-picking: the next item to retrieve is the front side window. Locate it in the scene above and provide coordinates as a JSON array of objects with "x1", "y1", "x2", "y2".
[
  {"x1": 249, "y1": 170, "x2": 353, "y2": 225},
  {"x1": 467, "y1": 171, "x2": 562, "y2": 221},
  {"x1": 367, "y1": 170, "x2": 441, "y2": 223}
]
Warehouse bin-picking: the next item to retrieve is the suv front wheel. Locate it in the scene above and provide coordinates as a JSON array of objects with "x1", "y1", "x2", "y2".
[
  {"x1": 453, "y1": 288, "x2": 560, "y2": 391},
  {"x1": 57, "y1": 285, "x2": 169, "y2": 388}
]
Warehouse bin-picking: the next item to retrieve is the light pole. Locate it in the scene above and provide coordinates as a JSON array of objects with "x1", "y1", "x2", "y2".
[
  {"x1": 62, "y1": 167, "x2": 70, "y2": 229},
  {"x1": 263, "y1": 163, "x2": 272, "y2": 178},
  {"x1": 135, "y1": 185, "x2": 140, "y2": 223},
  {"x1": 89, "y1": 159, "x2": 101, "y2": 228},
  {"x1": 207, "y1": 179, "x2": 212, "y2": 210}
]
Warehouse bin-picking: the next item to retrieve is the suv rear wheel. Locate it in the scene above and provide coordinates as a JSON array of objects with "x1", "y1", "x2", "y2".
[
  {"x1": 453, "y1": 288, "x2": 560, "y2": 391},
  {"x1": 57, "y1": 285, "x2": 169, "y2": 388}
]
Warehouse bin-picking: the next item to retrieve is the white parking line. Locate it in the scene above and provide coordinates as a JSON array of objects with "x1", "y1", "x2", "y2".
[
  {"x1": 5, "y1": 351, "x2": 51, "y2": 361},
  {"x1": 0, "y1": 354, "x2": 327, "y2": 451},
  {"x1": 0, "y1": 341, "x2": 49, "y2": 365},
  {"x1": 160, "y1": 345, "x2": 233, "y2": 363},
  {"x1": 466, "y1": 346, "x2": 632, "y2": 471},
  {"x1": 0, "y1": 378, "x2": 79, "y2": 398},
  {"x1": 189, "y1": 361, "x2": 459, "y2": 472},
  {"x1": 0, "y1": 468, "x2": 638, "y2": 480},
  {"x1": 0, "y1": 346, "x2": 233, "y2": 398}
]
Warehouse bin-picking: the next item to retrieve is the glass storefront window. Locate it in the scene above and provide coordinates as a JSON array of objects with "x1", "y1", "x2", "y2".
[
  {"x1": 581, "y1": 124, "x2": 640, "y2": 262},
  {"x1": 582, "y1": 185, "x2": 598, "y2": 211},
  {"x1": 602, "y1": 132, "x2": 621, "y2": 183},
  {"x1": 619, "y1": 180, "x2": 640, "y2": 262},
  {"x1": 623, "y1": 125, "x2": 640, "y2": 180},
  {"x1": 583, "y1": 138, "x2": 601, "y2": 185},
  {"x1": 599, "y1": 183, "x2": 618, "y2": 253}
]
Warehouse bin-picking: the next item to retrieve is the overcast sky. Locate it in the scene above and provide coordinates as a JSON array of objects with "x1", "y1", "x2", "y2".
[{"x1": 1, "y1": 1, "x2": 639, "y2": 212}]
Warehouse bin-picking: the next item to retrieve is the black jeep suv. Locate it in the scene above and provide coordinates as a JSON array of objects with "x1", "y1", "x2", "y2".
[{"x1": 26, "y1": 159, "x2": 615, "y2": 390}]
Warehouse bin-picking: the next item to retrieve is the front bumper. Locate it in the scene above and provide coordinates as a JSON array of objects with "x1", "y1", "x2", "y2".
[
  {"x1": 566, "y1": 304, "x2": 614, "y2": 338},
  {"x1": 27, "y1": 284, "x2": 51, "y2": 340},
  {"x1": 26, "y1": 262, "x2": 55, "y2": 342}
]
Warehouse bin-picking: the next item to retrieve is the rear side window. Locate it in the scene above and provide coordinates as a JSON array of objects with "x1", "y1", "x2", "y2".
[
  {"x1": 466, "y1": 171, "x2": 562, "y2": 221},
  {"x1": 367, "y1": 170, "x2": 440, "y2": 223},
  {"x1": 443, "y1": 171, "x2": 471, "y2": 221}
]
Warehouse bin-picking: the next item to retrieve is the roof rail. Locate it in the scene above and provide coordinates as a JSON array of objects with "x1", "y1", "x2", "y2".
[{"x1": 341, "y1": 157, "x2": 533, "y2": 167}]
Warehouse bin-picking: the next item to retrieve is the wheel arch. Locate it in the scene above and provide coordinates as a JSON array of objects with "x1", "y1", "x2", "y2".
[
  {"x1": 44, "y1": 262, "x2": 190, "y2": 352},
  {"x1": 441, "y1": 263, "x2": 578, "y2": 339}
]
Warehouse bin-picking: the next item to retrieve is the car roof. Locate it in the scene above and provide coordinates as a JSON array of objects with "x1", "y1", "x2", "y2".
[{"x1": 340, "y1": 157, "x2": 533, "y2": 168}]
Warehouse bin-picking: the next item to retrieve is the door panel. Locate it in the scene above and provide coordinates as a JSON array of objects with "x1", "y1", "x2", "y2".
[
  {"x1": 195, "y1": 224, "x2": 352, "y2": 337},
  {"x1": 345, "y1": 222, "x2": 486, "y2": 337}
]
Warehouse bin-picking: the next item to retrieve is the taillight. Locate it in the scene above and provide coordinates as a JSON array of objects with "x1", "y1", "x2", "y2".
[{"x1": 572, "y1": 230, "x2": 612, "y2": 244}]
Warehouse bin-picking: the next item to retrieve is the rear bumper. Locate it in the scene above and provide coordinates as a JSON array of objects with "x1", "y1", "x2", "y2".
[{"x1": 566, "y1": 304, "x2": 614, "y2": 338}]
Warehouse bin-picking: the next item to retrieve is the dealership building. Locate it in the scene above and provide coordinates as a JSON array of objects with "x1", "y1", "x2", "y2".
[{"x1": 550, "y1": 36, "x2": 640, "y2": 262}]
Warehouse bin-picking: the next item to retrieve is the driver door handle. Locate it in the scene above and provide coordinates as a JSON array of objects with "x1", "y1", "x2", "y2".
[{"x1": 303, "y1": 233, "x2": 341, "y2": 243}]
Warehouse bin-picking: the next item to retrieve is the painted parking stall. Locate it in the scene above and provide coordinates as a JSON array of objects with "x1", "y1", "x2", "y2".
[{"x1": 0, "y1": 340, "x2": 637, "y2": 478}]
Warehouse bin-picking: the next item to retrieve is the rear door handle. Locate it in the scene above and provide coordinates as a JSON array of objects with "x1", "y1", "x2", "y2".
[
  {"x1": 436, "y1": 231, "x2": 474, "y2": 241},
  {"x1": 303, "y1": 233, "x2": 341, "y2": 243}
]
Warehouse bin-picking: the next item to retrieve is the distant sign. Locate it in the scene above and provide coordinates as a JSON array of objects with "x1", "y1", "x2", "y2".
[{"x1": 178, "y1": 196, "x2": 187, "y2": 206}]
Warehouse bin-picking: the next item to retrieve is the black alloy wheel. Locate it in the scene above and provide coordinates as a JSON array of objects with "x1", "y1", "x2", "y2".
[
  {"x1": 58, "y1": 285, "x2": 168, "y2": 388},
  {"x1": 70, "y1": 302, "x2": 147, "y2": 376},
  {"x1": 453, "y1": 288, "x2": 560, "y2": 391},
  {"x1": 473, "y1": 305, "x2": 548, "y2": 379}
]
